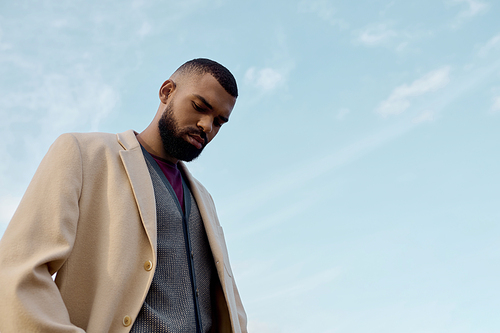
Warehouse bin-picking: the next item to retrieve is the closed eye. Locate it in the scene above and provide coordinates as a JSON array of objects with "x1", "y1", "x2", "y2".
[
  {"x1": 192, "y1": 100, "x2": 228, "y2": 127},
  {"x1": 192, "y1": 102, "x2": 205, "y2": 112}
]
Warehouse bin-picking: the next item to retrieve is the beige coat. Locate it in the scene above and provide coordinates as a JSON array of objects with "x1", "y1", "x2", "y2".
[{"x1": 0, "y1": 130, "x2": 247, "y2": 333}]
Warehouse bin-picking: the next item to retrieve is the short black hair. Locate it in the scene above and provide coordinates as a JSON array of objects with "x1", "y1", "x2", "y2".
[{"x1": 174, "y1": 58, "x2": 238, "y2": 98}]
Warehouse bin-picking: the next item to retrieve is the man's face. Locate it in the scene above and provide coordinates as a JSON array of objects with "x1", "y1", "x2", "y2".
[
  {"x1": 158, "y1": 73, "x2": 236, "y2": 162},
  {"x1": 158, "y1": 100, "x2": 204, "y2": 162}
]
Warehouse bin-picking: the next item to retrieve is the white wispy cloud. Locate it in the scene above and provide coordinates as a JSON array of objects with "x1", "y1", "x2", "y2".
[
  {"x1": 0, "y1": 7, "x2": 125, "y2": 207},
  {"x1": 250, "y1": 267, "x2": 340, "y2": 304},
  {"x1": 242, "y1": 26, "x2": 295, "y2": 95},
  {"x1": 454, "y1": 0, "x2": 488, "y2": 17},
  {"x1": 478, "y1": 33, "x2": 500, "y2": 57},
  {"x1": 376, "y1": 66, "x2": 451, "y2": 117},
  {"x1": 491, "y1": 96, "x2": 500, "y2": 113},
  {"x1": 336, "y1": 108, "x2": 350, "y2": 120},
  {"x1": 137, "y1": 21, "x2": 152, "y2": 37},
  {"x1": 131, "y1": 0, "x2": 147, "y2": 9},
  {"x1": 449, "y1": 0, "x2": 489, "y2": 28},
  {"x1": 219, "y1": 123, "x2": 412, "y2": 222},
  {"x1": 21, "y1": 69, "x2": 119, "y2": 134},
  {"x1": 221, "y1": 60, "x2": 500, "y2": 229},
  {"x1": 353, "y1": 22, "x2": 433, "y2": 53},
  {"x1": 350, "y1": 2, "x2": 484, "y2": 52},
  {"x1": 297, "y1": 0, "x2": 348, "y2": 29},
  {"x1": 50, "y1": 18, "x2": 70, "y2": 29},
  {"x1": 0, "y1": 65, "x2": 119, "y2": 197},
  {"x1": 396, "y1": 41, "x2": 410, "y2": 53},
  {"x1": 229, "y1": 196, "x2": 317, "y2": 240},
  {"x1": 244, "y1": 67, "x2": 284, "y2": 92},
  {"x1": 412, "y1": 110, "x2": 436, "y2": 124},
  {"x1": 0, "y1": 26, "x2": 12, "y2": 51},
  {"x1": 355, "y1": 23, "x2": 398, "y2": 46}
]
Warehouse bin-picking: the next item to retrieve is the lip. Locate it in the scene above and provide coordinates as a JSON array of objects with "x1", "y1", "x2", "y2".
[{"x1": 187, "y1": 134, "x2": 204, "y2": 149}]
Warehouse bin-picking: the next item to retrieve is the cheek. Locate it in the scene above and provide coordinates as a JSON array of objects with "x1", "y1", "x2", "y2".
[{"x1": 179, "y1": 114, "x2": 198, "y2": 127}]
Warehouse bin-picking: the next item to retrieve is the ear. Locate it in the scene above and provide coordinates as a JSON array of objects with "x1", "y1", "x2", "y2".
[{"x1": 159, "y1": 79, "x2": 176, "y2": 104}]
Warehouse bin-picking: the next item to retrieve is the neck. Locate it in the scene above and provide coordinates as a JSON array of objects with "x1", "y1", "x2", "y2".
[{"x1": 136, "y1": 127, "x2": 178, "y2": 165}]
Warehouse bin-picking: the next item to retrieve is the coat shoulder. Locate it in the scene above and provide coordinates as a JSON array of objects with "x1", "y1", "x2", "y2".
[
  {"x1": 55, "y1": 131, "x2": 137, "y2": 158},
  {"x1": 63, "y1": 132, "x2": 119, "y2": 148}
]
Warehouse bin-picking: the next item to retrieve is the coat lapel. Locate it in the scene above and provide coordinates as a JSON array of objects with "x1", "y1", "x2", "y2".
[
  {"x1": 179, "y1": 163, "x2": 226, "y2": 277},
  {"x1": 116, "y1": 130, "x2": 157, "y2": 254},
  {"x1": 180, "y1": 163, "x2": 239, "y2": 331}
]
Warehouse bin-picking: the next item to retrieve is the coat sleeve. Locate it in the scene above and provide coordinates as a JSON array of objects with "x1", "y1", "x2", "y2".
[{"x1": 0, "y1": 134, "x2": 85, "y2": 333}]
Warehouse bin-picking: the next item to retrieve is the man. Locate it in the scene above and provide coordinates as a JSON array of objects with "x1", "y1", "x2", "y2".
[{"x1": 0, "y1": 58, "x2": 247, "y2": 333}]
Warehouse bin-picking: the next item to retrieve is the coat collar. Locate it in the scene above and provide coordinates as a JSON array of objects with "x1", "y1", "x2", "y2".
[{"x1": 179, "y1": 164, "x2": 226, "y2": 268}]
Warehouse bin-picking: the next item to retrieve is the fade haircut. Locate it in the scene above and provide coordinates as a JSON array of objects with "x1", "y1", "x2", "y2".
[{"x1": 173, "y1": 58, "x2": 238, "y2": 98}]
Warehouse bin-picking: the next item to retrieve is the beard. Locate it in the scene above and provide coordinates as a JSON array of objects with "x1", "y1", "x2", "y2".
[{"x1": 158, "y1": 100, "x2": 206, "y2": 162}]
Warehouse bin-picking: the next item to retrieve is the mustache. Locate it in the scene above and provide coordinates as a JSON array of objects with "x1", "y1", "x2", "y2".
[{"x1": 186, "y1": 128, "x2": 208, "y2": 145}]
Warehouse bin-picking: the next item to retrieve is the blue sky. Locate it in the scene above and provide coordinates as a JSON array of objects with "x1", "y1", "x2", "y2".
[{"x1": 1, "y1": 0, "x2": 500, "y2": 332}]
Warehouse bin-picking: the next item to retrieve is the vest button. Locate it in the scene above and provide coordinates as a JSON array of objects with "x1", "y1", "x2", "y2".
[
  {"x1": 144, "y1": 260, "x2": 153, "y2": 271},
  {"x1": 123, "y1": 315, "x2": 132, "y2": 327}
]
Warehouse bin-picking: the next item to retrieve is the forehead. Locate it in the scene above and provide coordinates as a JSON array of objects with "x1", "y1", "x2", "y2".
[{"x1": 180, "y1": 73, "x2": 236, "y2": 116}]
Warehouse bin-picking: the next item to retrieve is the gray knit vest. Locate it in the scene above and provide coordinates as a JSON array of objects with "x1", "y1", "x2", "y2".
[{"x1": 131, "y1": 148, "x2": 215, "y2": 332}]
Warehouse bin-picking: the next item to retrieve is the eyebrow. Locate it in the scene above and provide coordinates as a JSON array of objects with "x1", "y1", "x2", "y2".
[
  {"x1": 193, "y1": 94, "x2": 229, "y2": 123},
  {"x1": 193, "y1": 94, "x2": 213, "y2": 110}
]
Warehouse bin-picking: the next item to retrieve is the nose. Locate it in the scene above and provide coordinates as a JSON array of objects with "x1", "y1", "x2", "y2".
[{"x1": 198, "y1": 116, "x2": 213, "y2": 134}]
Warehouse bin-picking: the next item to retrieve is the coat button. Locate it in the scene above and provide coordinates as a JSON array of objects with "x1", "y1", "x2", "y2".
[
  {"x1": 123, "y1": 315, "x2": 132, "y2": 327},
  {"x1": 144, "y1": 260, "x2": 153, "y2": 271}
]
